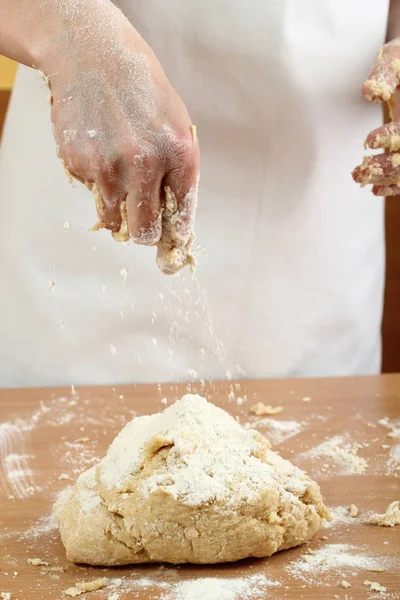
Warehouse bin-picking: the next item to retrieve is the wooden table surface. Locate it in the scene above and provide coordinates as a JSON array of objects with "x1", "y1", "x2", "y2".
[{"x1": 1, "y1": 375, "x2": 399, "y2": 599}]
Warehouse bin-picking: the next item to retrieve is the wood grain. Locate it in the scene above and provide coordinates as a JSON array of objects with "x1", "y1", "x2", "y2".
[{"x1": 1, "y1": 376, "x2": 399, "y2": 599}]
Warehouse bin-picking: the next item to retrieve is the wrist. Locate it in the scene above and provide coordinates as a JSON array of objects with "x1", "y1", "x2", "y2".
[{"x1": 30, "y1": 0, "x2": 126, "y2": 74}]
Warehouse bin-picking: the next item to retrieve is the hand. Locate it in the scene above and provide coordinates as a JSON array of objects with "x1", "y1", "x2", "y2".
[
  {"x1": 352, "y1": 39, "x2": 400, "y2": 196},
  {"x1": 43, "y1": 0, "x2": 199, "y2": 273}
]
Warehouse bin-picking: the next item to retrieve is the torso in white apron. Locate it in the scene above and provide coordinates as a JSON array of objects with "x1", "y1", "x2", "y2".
[{"x1": 0, "y1": 1, "x2": 388, "y2": 387}]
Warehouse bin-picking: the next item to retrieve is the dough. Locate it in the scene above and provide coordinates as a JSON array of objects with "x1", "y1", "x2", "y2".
[
  {"x1": 90, "y1": 181, "x2": 196, "y2": 274},
  {"x1": 367, "y1": 501, "x2": 400, "y2": 526},
  {"x1": 55, "y1": 395, "x2": 328, "y2": 565},
  {"x1": 156, "y1": 185, "x2": 196, "y2": 275}
]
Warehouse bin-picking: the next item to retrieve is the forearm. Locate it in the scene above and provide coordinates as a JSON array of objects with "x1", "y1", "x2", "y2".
[
  {"x1": 387, "y1": 0, "x2": 400, "y2": 41},
  {"x1": 0, "y1": 0, "x2": 120, "y2": 71},
  {"x1": 0, "y1": 0, "x2": 64, "y2": 68}
]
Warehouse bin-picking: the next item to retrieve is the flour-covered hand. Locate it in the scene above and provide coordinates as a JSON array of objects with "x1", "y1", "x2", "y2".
[{"x1": 43, "y1": 0, "x2": 199, "y2": 272}]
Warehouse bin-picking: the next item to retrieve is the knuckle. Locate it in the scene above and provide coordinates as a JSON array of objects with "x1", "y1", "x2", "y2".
[
  {"x1": 171, "y1": 135, "x2": 196, "y2": 164},
  {"x1": 88, "y1": 151, "x2": 112, "y2": 175},
  {"x1": 132, "y1": 152, "x2": 161, "y2": 183},
  {"x1": 122, "y1": 145, "x2": 162, "y2": 185},
  {"x1": 161, "y1": 131, "x2": 197, "y2": 170}
]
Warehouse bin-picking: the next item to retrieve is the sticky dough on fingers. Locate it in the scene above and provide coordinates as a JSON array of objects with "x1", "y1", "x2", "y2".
[
  {"x1": 89, "y1": 179, "x2": 197, "y2": 275},
  {"x1": 156, "y1": 184, "x2": 197, "y2": 276}
]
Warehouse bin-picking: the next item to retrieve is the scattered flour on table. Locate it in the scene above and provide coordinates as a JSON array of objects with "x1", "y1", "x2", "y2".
[
  {"x1": 244, "y1": 418, "x2": 303, "y2": 444},
  {"x1": 296, "y1": 434, "x2": 368, "y2": 476},
  {"x1": 20, "y1": 513, "x2": 58, "y2": 541},
  {"x1": 286, "y1": 543, "x2": 391, "y2": 582},
  {"x1": 322, "y1": 506, "x2": 361, "y2": 529},
  {"x1": 379, "y1": 417, "x2": 400, "y2": 440},
  {"x1": 0, "y1": 422, "x2": 42, "y2": 499},
  {"x1": 386, "y1": 444, "x2": 400, "y2": 475},
  {"x1": 0, "y1": 392, "x2": 129, "y2": 499},
  {"x1": 105, "y1": 574, "x2": 280, "y2": 600},
  {"x1": 2, "y1": 453, "x2": 39, "y2": 499},
  {"x1": 163, "y1": 574, "x2": 280, "y2": 600}
]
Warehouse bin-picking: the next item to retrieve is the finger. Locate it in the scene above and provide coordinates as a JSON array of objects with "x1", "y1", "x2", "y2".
[
  {"x1": 125, "y1": 179, "x2": 163, "y2": 246},
  {"x1": 372, "y1": 184, "x2": 400, "y2": 196},
  {"x1": 163, "y1": 131, "x2": 200, "y2": 239},
  {"x1": 157, "y1": 133, "x2": 200, "y2": 274},
  {"x1": 365, "y1": 122, "x2": 400, "y2": 151},
  {"x1": 90, "y1": 182, "x2": 126, "y2": 234},
  {"x1": 352, "y1": 153, "x2": 400, "y2": 186},
  {"x1": 362, "y1": 42, "x2": 400, "y2": 103},
  {"x1": 60, "y1": 144, "x2": 126, "y2": 233}
]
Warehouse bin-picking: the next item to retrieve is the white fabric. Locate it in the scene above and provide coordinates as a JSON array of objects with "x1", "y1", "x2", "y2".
[{"x1": 0, "y1": 0, "x2": 388, "y2": 387}]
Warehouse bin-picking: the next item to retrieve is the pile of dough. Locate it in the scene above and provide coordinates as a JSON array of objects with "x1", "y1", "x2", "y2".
[{"x1": 55, "y1": 395, "x2": 328, "y2": 565}]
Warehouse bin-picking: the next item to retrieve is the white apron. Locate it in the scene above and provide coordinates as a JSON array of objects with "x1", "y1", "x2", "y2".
[{"x1": 0, "y1": 1, "x2": 388, "y2": 387}]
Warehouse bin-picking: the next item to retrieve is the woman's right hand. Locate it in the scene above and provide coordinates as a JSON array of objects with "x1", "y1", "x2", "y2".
[{"x1": 42, "y1": 0, "x2": 199, "y2": 273}]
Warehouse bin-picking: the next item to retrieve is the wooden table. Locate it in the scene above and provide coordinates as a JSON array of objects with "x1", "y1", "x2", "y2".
[{"x1": 1, "y1": 375, "x2": 399, "y2": 599}]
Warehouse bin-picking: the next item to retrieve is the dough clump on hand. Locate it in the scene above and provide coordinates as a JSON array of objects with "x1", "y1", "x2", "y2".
[
  {"x1": 54, "y1": 395, "x2": 328, "y2": 565},
  {"x1": 156, "y1": 185, "x2": 197, "y2": 275}
]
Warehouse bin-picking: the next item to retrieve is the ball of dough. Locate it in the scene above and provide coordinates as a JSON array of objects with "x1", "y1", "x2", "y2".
[{"x1": 55, "y1": 395, "x2": 328, "y2": 565}]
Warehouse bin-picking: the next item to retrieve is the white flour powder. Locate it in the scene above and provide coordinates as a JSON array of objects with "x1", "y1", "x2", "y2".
[
  {"x1": 379, "y1": 417, "x2": 400, "y2": 440},
  {"x1": 246, "y1": 418, "x2": 303, "y2": 444},
  {"x1": 0, "y1": 423, "x2": 42, "y2": 499},
  {"x1": 286, "y1": 543, "x2": 390, "y2": 580},
  {"x1": 322, "y1": 506, "x2": 361, "y2": 529},
  {"x1": 0, "y1": 392, "x2": 127, "y2": 500},
  {"x1": 104, "y1": 573, "x2": 280, "y2": 600},
  {"x1": 163, "y1": 574, "x2": 280, "y2": 600},
  {"x1": 296, "y1": 434, "x2": 368, "y2": 476},
  {"x1": 387, "y1": 444, "x2": 400, "y2": 474},
  {"x1": 98, "y1": 395, "x2": 310, "y2": 507}
]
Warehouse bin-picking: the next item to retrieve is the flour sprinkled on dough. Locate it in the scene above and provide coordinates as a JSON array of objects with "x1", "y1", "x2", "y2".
[{"x1": 55, "y1": 395, "x2": 327, "y2": 565}]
